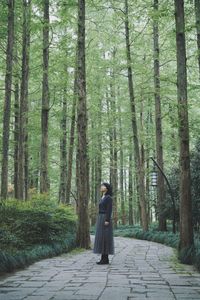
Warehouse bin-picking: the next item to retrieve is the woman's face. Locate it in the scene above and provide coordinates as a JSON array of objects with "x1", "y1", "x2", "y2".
[{"x1": 100, "y1": 185, "x2": 107, "y2": 193}]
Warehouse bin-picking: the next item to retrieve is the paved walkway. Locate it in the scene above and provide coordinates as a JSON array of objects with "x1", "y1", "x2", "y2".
[{"x1": 0, "y1": 235, "x2": 200, "y2": 300}]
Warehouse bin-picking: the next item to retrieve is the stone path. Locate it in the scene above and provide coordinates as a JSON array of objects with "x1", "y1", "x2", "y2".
[{"x1": 0, "y1": 235, "x2": 200, "y2": 300}]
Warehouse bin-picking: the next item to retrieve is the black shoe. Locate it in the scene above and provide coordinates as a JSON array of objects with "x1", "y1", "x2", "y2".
[
  {"x1": 96, "y1": 254, "x2": 109, "y2": 265},
  {"x1": 96, "y1": 259, "x2": 109, "y2": 264}
]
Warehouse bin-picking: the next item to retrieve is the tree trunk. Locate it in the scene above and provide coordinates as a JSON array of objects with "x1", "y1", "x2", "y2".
[
  {"x1": 124, "y1": 0, "x2": 148, "y2": 231},
  {"x1": 90, "y1": 154, "x2": 96, "y2": 225},
  {"x1": 65, "y1": 67, "x2": 77, "y2": 204},
  {"x1": 128, "y1": 147, "x2": 134, "y2": 225},
  {"x1": 174, "y1": 0, "x2": 194, "y2": 256},
  {"x1": 195, "y1": 0, "x2": 200, "y2": 79},
  {"x1": 59, "y1": 92, "x2": 67, "y2": 203},
  {"x1": 140, "y1": 97, "x2": 149, "y2": 225},
  {"x1": 76, "y1": 0, "x2": 90, "y2": 249},
  {"x1": 1, "y1": 0, "x2": 15, "y2": 200},
  {"x1": 40, "y1": 0, "x2": 50, "y2": 194},
  {"x1": 18, "y1": 0, "x2": 31, "y2": 200},
  {"x1": 13, "y1": 42, "x2": 19, "y2": 199},
  {"x1": 107, "y1": 81, "x2": 118, "y2": 228},
  {"x1": 153, "y1": 0, "x2": 167, "y2": 231},
  {"x1": 95, "y1": 93, "x2": 102, "y2": 216},
  {"x1": 118, "y1": 104, "x2": 126, "y2": 225}
]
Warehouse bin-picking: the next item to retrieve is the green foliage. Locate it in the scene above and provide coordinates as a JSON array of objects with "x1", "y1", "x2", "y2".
[
  {"x1": 0, "y1": 196, "x2": 77, "y2": 274},
  {"x1": 0, "y1": 234, "x2": 76, "y2": 274},
  {"x1": 0, "y1": 196, "x2": 77, "y2": 250},
  {"x1": 166, "y1": 139, "x2": 200, "y2": 230}
]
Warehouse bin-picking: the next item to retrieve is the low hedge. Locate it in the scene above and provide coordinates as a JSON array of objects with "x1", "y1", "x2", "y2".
[
  {"x1": 0, "y1": 195, "x2": 77, "y2": 274},
  {"x1": 0, "y1": 233, "x2": 76, "y2": 273}
]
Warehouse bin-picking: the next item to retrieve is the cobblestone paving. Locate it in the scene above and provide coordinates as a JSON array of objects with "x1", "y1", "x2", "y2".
[{"x1": 0, "y1": 235, "x2": 200, "y2": 299}]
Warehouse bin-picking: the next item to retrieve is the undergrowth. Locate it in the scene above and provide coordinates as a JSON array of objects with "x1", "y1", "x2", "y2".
[{"x1": 0, "y1": 195, "x2": 77, "y2": 274}]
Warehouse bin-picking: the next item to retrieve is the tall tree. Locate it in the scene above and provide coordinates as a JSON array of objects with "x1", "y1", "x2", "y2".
[
  {"x1": 13, "y1": 44, "x2": 19, "y2": 199},
  {"x1": 109, "y1": 67, "x2": 118, "y2": 228},
  {"x1": 124, "y1": 0, "x2": 148, "y2": 231},
  {"x1": 65, "y1": 67, "x2": 77, "y2": 204},
  {"x1": 40, "y1": 0, "x2": 50, "y2": 194},
  {"x1": 118, "y1": 104, "x2": 125, "y2": 225},
  {"x1": 59, "y1": 91, "x2": 67, "y2": 203},
  {"x1": 18, "y1": 0, "x2": 31, "y2": 200},
  {"x1": 128, "y1": 142, "x2": 134, "y2": 225},
  {"x1": 153, "y1": 0, "x2": 166, "y2": 231},
  {"x1": 174, "y1": 0, "x2": 193, "y2": 256},
  {"x1": 195, "y1": 0, "x2": 200, "y2": 79},
  {"x1": 76, "y1": 0, "x2": 90, "y2": 248},
  {"x1": 1, "y1": 0, "x2": 15, "y2": 200}
]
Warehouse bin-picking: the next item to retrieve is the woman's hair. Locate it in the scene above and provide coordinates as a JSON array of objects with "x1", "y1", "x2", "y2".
[{"x1": 101, "y1": 182, "x2": 112, "y2": 196}]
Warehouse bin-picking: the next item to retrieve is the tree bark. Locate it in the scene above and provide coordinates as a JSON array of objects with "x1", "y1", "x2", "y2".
[
  {"x1": 153, "y1": 0, "x2": 167, "y2": 231},
  {"x1": 118, "y1": 104, "x2": 126, "y2": 225},
  {"x1": 40, "y1": 0, "x2": 50, "y2": 194},
  {"x1": 174, "y1": 0, "x2": 194, "y2": 254},
  {"x1": 124, "y1": 0, "x2": 148, "y2": 231},
  {"x1": 94, "y1": 96, "x2": 102, "y2": 221},
  {"x1": 107, "y1": 78, "x2": 118, "y2": 228},
  {"x1": 128, "y1": 145, "x2": 134, "y2": 225},
  {"x1": 59, "y1": 92, "x2": 67, "y2": 203},
  {"x1": 1, "y1": 0, "x2": 15, "y2": 200},
  {"x1": 13, "y1": 28, "x2": 19, "y2": 199},
  {"x1": 65, "y1": 67, "x2": 77, "y2": 204},
  {"x1": 18, "y1": 0, "x2": 31, "y2": 200},
  {"x1": 195, "y1": 0, "x2": 200, "y2": 79},
  {"x1": 76, "y1": 0, "x2": 90, "y2": 249}
]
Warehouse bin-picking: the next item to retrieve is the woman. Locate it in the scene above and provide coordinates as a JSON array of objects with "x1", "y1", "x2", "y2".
[{"x1": 93, "y1": 182, "x2": 115, "y2": 264}]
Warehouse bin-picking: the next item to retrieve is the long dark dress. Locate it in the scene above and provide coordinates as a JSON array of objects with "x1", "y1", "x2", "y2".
[{"x1": 93, "y1": 194, "x2": 115, "y2": 255}]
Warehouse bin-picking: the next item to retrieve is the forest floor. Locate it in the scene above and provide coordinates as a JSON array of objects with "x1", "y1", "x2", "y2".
[{"x1": 0, "y1": 235, "x2": 200, "y2": 300}]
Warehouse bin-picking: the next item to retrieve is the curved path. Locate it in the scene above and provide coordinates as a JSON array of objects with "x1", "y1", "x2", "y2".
[{"x1": 0, "y1": 235, "x2": 200, "y2": 300}]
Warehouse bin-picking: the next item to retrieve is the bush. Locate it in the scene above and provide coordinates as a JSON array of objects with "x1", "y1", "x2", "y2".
[{"x1": 0, "y1": 196, "x2": 77, "y2": 274}]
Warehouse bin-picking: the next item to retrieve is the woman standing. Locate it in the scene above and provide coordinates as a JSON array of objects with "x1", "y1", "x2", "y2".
[{"x1": 93, "y1": 182, "x2": 115, "y2": 264}]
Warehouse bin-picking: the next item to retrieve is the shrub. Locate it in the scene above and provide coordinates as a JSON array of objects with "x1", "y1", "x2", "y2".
[{"x1": 0, "y1": 196, "x2": 77, "y2": 274}]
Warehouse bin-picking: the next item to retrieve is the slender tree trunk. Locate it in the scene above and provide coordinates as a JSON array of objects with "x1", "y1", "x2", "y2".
[
  {"x1": 195, "y1": 0, "x2": 200, "y2": 79},
  {"x1": 112, "y1": 120, "x2": 118, "y2": 228},
  {"x1": 13, "y1": 44, "x2": 19, "y2": 199},
  {"x1": 59, "y1": 92, "x2": 67, "y2": 203},
  {"x1": 146, "y1": 157, "x2": 151, "y2": 224},
  {"x1": 90, "y1": 154, "x2": 96, "y2": 225},
  {"x1": 1, "y1": 0, "x2": 15, "y2": 200},
  {"x1": 139, "y1": 97, "x2": 149, "y2": 225},
  {"x1": 40, "y1": 0, "x2": 50, "y2": 194},
  {"x1": 107, "y1": 77, "x2": 118, "y2": 228},
  {"x1": 128, "y1": 147, "x2": 134, "y2": 225},
  {"x1": 76, "y1": 0, "x2": 90, "y2": 249},
  {"x1": 124, "y1": 0, "x2": 148, "y2": 231},
  {"x1": 153, "y1": 0, "x2": 167, "y2": 231},
  {"x1": 18, "y1": 0, "x2": 31, "y2": 200},
  {"x1": 29, "y1": 153, "x2": 39, "y2": 192},
  {"x1": 118, "y1": 104, "x2": 125, "y2": 225},
  {"x1": 95, "y1": 96, "x2": 102, "y2": 197},
  {"x1": 90, "y1": 95, "x2": 102, "y2": 226},
  {"x1": 174, "y1": 0, "x2": 194, "y2": 256},
  {"x1": 65, "y1": 68, "x2": 77, "y2": 204}
]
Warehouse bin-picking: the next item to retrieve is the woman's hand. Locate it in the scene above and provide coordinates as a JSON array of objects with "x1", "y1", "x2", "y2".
[{"x1": 105, "y1": 221, "x2": 109, "y2": 226}]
